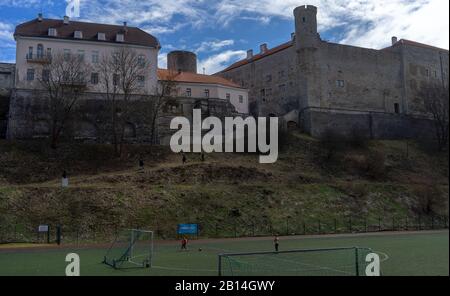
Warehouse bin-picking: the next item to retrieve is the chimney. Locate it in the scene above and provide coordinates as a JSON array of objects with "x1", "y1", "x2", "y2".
[
  {"x1": 246, "y1": 49, "x2": 253, "y2": 60},
  {"x1": 260, "y1": 43, "x2": 268, "y2": 54},
  {"x1": 123, "y1": 22, "x2": 128, "y2": 32},
  {"x1": 38, "y1": 13, "x2": 43, "y2": 22},
  {"x1": 291, "y1": 32, "x2": 296, "y2": 40},
  {"x1": 63, "y1": 16, "x2": 70, "y2": 25},
  {"x1": 392, "y1": 36, "x2": 398, "y2": 45}
]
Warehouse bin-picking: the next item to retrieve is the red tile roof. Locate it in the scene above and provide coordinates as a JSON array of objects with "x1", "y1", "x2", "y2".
[
  {"x1": 14, "y1": 18, "x2": 160, "y2": 48},
  {"x1": 218, "y1": 41, "x2": 294, "y2": 73},
  {"x1": 158, "y1": 69, "x2": 244, "y2": 89},
  {"x1": 386, "y1": 39, "x2": 448, "y2": 52}
]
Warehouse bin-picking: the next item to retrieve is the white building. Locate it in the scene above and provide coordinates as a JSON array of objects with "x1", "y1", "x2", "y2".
[
  {"x1": 14, "y1": 14, "x2": 160, "y2": 94},
  {"x1": 158, "y1": 69, "x2": 249, "y2": 115}
]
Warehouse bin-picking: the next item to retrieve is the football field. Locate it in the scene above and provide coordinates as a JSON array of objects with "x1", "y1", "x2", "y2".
[{"x1": 0, "y1": 230, "x2": 447, "y2": 276}]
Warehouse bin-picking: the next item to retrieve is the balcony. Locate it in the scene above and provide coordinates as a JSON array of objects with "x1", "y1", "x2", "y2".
[
  {"x1": 26, "y1": 53, "x2": 52, "y2": 64},
  {"x1": 60, "y1": 78, "x2": 87, "y2": 88}
]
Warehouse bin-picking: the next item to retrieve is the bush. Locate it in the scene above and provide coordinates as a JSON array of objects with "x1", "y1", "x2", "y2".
[
  {"x1": 348, "y1": 127, "x2": 369, "y2": 149},
  {"x1": 365, "y1": 149, "x2": 386, "y2": 179},
  {"x1": 319, "y1": 128, "x2": 345, "y2": 161}
]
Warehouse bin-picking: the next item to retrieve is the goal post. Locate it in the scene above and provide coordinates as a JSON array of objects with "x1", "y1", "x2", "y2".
[
  {"x1": 218, "y1": 247, "x2": 373, "y2": 276},
  {"x1": 103, "y1": 229, "x2": 154, "y2": 269}
]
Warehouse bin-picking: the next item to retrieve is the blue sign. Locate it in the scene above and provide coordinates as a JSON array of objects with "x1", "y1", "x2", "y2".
[{"x1": 177, "y1": 224, "x2": 198, "y2": 235}]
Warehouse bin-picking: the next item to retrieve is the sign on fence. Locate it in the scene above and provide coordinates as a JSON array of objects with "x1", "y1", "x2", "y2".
[
  {"x1": 177, "y1": 224, "x2": 198, "y2": 235},
  {"x1": 38, "y1": 225, "x2": 49, "y2": 232}
]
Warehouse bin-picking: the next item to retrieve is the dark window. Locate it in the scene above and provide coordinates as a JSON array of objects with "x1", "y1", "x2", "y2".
[
  {"x1": 239, "y1": 95, "x2": 243, "y2": 103},
  {"x1": 27, "y1": 69, "x2": 35, "y2": 81},
  {"x1": 226, "y1": 93, "x2": 231, "y2": 100},
  {"x1": 42, "y1": 69, "x2": 50, "y2": 81},
  {"x1": 336, "y1": 80, "x2": 345, "y2": 88},
  {"x1": 186, "y1": 88, "x2": 192, "y2": 97},
  {"x1": 137, "y1": 75, "x2": 145, "y2": 87},
  {"x1": 113, "y1": 74, "x2": 119, "y2": 86},
  {"x1": 204, "y1": 89, "x2": 210, "y2": 98},
  {"x1": 394, "y1": 103, "x2": 400, "y2": 114},
  {"x1": 90, "y1": 73, "x2": 99, "y2": 85},
  {"x1": 37, "y1": 44, "x2": 44, "y2": 58}
]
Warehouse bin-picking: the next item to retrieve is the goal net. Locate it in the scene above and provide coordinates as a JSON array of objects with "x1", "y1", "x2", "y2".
[
  {"x1": 218, "y1": 247, "x2": 373, "y2": 276},
  {"x1": 103, "y1": 229, "x2": 153, "y2": 269}
]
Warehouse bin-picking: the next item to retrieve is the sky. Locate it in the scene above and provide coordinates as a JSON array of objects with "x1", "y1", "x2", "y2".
[{"x1": 0, "y1": 0, "x2": 449, "y2": 74}]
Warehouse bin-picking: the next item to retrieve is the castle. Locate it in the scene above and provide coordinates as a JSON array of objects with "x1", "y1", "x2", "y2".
[
  {"x1": 217, "y1": 5, "x2": 449, "y2": 139},
  {"x1": 1, "y1": 5, "x2": 449, "y2": 144}
]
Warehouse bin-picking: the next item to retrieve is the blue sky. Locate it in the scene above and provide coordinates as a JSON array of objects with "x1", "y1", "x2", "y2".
[{"x1": 0, "y1": 0, "x2": 448, "y2": 74}]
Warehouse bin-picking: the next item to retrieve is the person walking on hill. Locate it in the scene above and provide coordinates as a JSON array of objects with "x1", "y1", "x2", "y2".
[{"x1": 274, "y1": 235, "x2": 280, "y2": 252}]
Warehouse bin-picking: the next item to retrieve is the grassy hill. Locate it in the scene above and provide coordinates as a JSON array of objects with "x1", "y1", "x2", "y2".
[{"x1": 0, "y1": 132, "x2": 448, "y2": 242}]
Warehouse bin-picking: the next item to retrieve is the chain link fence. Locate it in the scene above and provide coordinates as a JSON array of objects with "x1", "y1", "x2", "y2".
[{"x1": 0, "y1": 214, "x2": 448, "y2": 245}]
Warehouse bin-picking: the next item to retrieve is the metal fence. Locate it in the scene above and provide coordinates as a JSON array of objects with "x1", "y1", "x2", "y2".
[{"x1": 0, "y1": 214, "x2": 448, "y2": 245}]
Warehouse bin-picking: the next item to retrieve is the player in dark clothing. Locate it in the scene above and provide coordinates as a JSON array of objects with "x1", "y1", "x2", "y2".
[
  {"x1": 182, "y1": 153, "x2": 187, "y2": 164},
  {"x1": 274, "y1": 235, "x2": 280, "y2": 252},
  {"x1": 181, "y1": 237, "x2": 188, "y2": 251}
]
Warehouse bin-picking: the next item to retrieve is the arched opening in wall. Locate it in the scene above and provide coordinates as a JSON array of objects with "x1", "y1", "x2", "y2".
[
  {"x1": 287, "y1": 121, "x2": 298, "y2": 131},
  {"x1": 74, "y1": 121, "x2": 98, "y2": 140},
  {"x1": 123, "y1": 122, "x2": 136, "y2": 139},
  {"x1": 33, "y1": 120, "x2": 50, "y2": 138}
]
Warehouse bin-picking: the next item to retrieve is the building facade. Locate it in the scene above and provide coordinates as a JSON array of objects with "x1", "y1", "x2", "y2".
[
  {"x1": 5, "y1": 15, "x2": 248, "y2": 143},
  {"x1": 217, "y1": 5, "x2": 449, "y2": 139}
]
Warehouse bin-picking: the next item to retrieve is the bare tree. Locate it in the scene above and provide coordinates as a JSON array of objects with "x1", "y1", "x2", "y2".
[
  {"x1": 97, "y1": 47, "x2": 148, "y2": 156},
  {"x1": 146, "y1": 70, "x2": 178, "y2": 144},
  {"x1": 38, "y1": 51, "x2": 89, "y2": 149},
  {"x1": 418, "y1": 82, "x2": 449, "y2": 151}
]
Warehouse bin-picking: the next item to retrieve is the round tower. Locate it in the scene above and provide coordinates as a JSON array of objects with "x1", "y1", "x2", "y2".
[
  {"x1": 293, "y1": 5, "x2": 319, "y2": 50},
  {"x1": 167, "y1": 51, "x2": 197, "y2": 74}
]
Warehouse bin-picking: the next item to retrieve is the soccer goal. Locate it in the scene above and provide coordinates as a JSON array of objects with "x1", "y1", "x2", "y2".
[
  {"x1": 103, "y1": 229, "x2": 154, "y2": 269},
  {"x1": 218, "y1": 247, "x2": 373, "y2": 276}
]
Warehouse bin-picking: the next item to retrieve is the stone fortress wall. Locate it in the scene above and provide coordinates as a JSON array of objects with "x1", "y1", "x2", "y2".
[{"x1": 218, "y1": 5, "x2": 449, "y2": 140}]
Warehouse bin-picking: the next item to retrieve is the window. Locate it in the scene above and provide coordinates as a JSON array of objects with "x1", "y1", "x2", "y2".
[
  {"x1": 37, "y1": 44, "x2": 44, "y2": 58},
  {"x1": 266, "y1": 74, "x2": 272, "y2": 82},
  {"x1": 302, "y1": 17, "x2": 306, "y2": 23},
  {"x1": 186, "y1": 88, "x2": 192, "y2": 97},
  {"x1": 113, "y1": 74, "x2": 119, "y2": 86},
  {"x1": 76, "y1": 72, "x2": 84, "y2": 83},
  {"x1": 90, "y1": 73, "x2": 99, "y2": 85},
  {"x1": 137, "y1": 75, "x2": 145, "y2": 87},
  {"x1": 74, "y1": 31, "x2": 83, "y2": 39},
  {"x1": 97, "y1": 32, "x2": 106, "y2": 41},
  {"x1": 336, "y1": 80, "x2": 345, "y2": 88},
  {"x1": 204, "y1": 89, "x2": 210, "y2": 98},
  {"x1": 48, "y1": 28, "x2": 57, "y2": 37},
  {"x1": 138, "y1": 55, "x2": 146, "y2": 68},
  {"x1": 279, "y1": 84, "x2": 286, "y2": 93},
  {"x1": 42, "y1": 69, "x2": 50, "y2": 82},
  {"x1": 46, "y1": 48, "x2": 52, "y2": 58},
  {"x1": 278, "y1": 70, "x2": 285, "y2": 79},
  {"x1": 92, "y1": 51, "x2": 99, "y2": 63},
  {"x1": 116, "y1": 33, "x2": 124, "y2": 42},
  {"x1": 26, "y1": 69, "x2": 35, "y2": 81},
  {"x1": 239, "y1": 95, "x2": 243, "y2": 104},
  {"x1": 266, "y1": 88, "x2": 272, "y2": 96},
  {"x1": 394, "y1": 103, "x2": 400, "y2": 114},
  {"x1": 28, "y1": 46, "x2": 33, "y2": 59},
  {"x1": 226, "y1": 93, "x2": 231, "y2": 100},
  {"x1": 64, "y1": 49, "x2": 71, "y2": 61},
  {"x1": 77, "y1": 50, "x2": 85, "y2": 61},
  {"x1": 425, "y1": 69, "x2": 429, "y2": 77}
]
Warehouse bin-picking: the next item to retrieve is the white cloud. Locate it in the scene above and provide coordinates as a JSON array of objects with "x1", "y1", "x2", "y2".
[
  {"x1": 198, "y1": 50, "x2": 247, "y2": 74},
  {"x1": 195, "y1": 39, "x2": 235, "y2": 53},
  {"x1": 212, "y1": 0, "x2": 449, "y2": 49}
]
